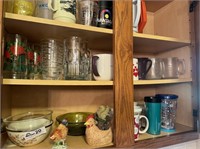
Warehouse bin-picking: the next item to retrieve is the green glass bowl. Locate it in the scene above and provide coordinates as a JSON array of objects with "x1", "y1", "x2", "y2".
[{"x1": 56, "y1": 112, "x2": 92, "y2": 136}]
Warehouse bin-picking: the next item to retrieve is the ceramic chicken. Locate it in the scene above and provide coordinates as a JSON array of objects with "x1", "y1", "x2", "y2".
[
  {"x1": 94, "y1": 105, "x2": 113, "y2": 130},
  {"x1": 50, "y1": 119, "x2": 68, "y2": 142},
  {"x1": 84, "y1": 114, "x2": 112, "y2": 146}
]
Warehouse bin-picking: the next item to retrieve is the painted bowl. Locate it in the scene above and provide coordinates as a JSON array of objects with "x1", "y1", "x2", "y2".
[
  {"x1": 3, "y1": 110, "x2": 53, "y2": 147},
  {"x1": 56, "y1": 112, "x2": 92, "y2": 136}
]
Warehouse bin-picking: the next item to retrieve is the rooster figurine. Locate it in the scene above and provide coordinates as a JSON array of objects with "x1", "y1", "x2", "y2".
[
  {"x1": 50, "y1": 119, "x2": 68, "y2": 149},
  {"x1": 84, "y1": 114, "x2": 112, "y2": 146}
]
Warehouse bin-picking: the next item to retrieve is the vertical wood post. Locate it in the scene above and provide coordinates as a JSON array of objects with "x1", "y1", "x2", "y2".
[{"x1": 113, "y1": 0, "x2": 134, "y2": 147}]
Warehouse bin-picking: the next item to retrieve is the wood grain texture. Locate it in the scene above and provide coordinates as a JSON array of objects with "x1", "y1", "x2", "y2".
[
  {"x1": 113, "y1": 0, "x2": 134, "y2": 147},
  {"x1": 134, "y1": 131, "x2": 199, "y2": 148}
]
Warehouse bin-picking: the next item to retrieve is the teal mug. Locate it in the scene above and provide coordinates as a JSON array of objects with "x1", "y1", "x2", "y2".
[{"x1": 144, "y1": 96, "x2": 162, "y2": 135}]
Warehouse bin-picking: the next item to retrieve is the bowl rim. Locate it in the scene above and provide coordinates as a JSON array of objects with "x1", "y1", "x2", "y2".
[
  {"x1": 3, "y1": 110, "x2": 53, "y2": 123},
  {"x1": 56, "y1": 112, "x2": 93, "y2": 124},
  {"x1": 6, "y1": 120, "x2": 53, "y2": 132}
]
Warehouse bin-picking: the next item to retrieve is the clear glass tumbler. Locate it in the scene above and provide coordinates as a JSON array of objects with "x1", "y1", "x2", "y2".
[
  {"x1": 64, "y1": 36, "x2": 91, "y2": 80},
  {"x1": 40, "y1": 39, "x2": 64, "y2": 80},
  {"x1": 3, "y1": 34, "x2": 27, "y2": 79}
]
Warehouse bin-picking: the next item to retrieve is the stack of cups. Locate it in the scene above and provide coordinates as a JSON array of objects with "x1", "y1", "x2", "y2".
[{"x1": 40, "y1": 39, "x2": 64, "y2": 80}]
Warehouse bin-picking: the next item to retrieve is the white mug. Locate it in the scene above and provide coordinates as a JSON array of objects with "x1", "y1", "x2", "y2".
[
  {"x1": 48, "y1": 0, "x2": 76, "y2": 23},
  {"x1": 134, "y1": 105, "x2": 149, "y2": 140},
  {"x1": 134, "y1": 114, "x2": 149, "y2": 140},
  {"x1": 92, "y1": 54, "x2": 113, "y2": 81},
  {"x1": 133, "y1": 58, "x2": 139, "y2": 80}
]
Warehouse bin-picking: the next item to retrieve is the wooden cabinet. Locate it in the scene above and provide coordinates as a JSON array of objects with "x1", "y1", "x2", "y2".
[{"x1": 1, "y1": 0, "x2": 199, "y2": 148}]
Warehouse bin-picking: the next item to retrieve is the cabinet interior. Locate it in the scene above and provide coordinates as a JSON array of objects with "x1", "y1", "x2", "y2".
[{"x1": 1, "y1": 0, "x2": 197, "y2": 148}]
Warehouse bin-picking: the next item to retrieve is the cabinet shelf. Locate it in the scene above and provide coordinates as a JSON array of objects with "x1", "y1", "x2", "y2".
[
  {"x1": 4, "y1": 13, "x2": 190, "y2": 53},
  {"x1": 4, "y1": 13, "x2": 113, "y2": 51},
  {"x1": 133, "y1": 32, "x2": 190, "y2": 54},
  {"x1": 3, "y1": 123, "x2": 192, "y2": 149},
  {"x1": 3, "y1": 78, "x2": 192, "y2": 86},
  {"x1": 136, "y1": 123, "x2": 193, "y2": 142},
  {"x1": 4, "y1": 135, "x2": 114, "y2": 149}
]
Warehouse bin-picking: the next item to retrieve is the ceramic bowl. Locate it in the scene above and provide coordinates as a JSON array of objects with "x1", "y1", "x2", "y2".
[
  {"x1": 56, "y1": 112, "x2": 92, "y2": 136},
  {"x1": 3, "y1": 110, "x2": 53, "y2": 147}
]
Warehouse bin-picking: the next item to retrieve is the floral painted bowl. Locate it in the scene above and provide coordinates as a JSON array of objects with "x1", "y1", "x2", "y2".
[{"x1": 3, "y1": 110, "x2": 53, "y2": 147}]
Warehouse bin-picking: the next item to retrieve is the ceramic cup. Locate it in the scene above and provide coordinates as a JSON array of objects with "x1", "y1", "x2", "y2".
[
  {"x1": 134, "y1": 105, "x2": 149, "y2": 140},
  {"x1": 92, "y1": 54, "x2": 113, "y2": 81},
  {"x1": 133, "y1": 58, "x2": 139, "y2": 80},
  {"x1": 35, "y1": 0, "x2": 53, "y2": 19},
  {"x1": 48, "y1": 0, "x2": 76, "y2": 23}
]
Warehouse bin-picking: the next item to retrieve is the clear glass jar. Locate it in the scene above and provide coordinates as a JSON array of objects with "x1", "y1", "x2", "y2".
[
  {"x1": 40, "y1": 39, "x2": 64, "y2": 80},
  {"x1": 155, "y1": 94, "x2": 178, "y2": 132},
  {"x1": 64, "y1": 36, "x2": 91, "y2": 80}
]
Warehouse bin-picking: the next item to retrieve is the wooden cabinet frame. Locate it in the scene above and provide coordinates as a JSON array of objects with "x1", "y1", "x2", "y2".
[{"x1": 1, "y1": 0, "x2": 199, "y2": 148}]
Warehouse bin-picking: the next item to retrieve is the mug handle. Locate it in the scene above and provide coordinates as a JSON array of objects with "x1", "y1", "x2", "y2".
[
  {"x1": 48, "y1": 0, "x2": 58, "y2": 11},
  {"x1": 178, "y1": 59, "x2": 186, "y2": 75},
  {"x1": 139, "y1": 115, "x2": 149, "y2": 134},
  {"x1": 92, "y1": 56, "x2": 100, "y2": 77},
  {"x1": 144, "y1": 59, "x2": 152, "y2": 76}
]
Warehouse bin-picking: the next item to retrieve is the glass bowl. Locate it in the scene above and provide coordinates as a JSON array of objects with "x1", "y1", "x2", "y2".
[
  {"x1": 56, "y1": 112, "x2": 92, "y2": 136},
  {"x1": 3, "y1": 110, "x2": 53, "y2": 147}
]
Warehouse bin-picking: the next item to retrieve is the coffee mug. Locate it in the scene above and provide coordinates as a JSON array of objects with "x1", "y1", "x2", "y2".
[
  {"x1": 35, "y1": 0, "x2": 53, "y2": 19},
  {"x1": 92, "y1": 54, "x2": 113, "y2": 81},
  {"x1": 134, "y1": 114, "x2": 149, "y2": 140},
  {"x1": 133, "y1": 58, "x2": 139, "y2": 80},
  {"x1": 161, "y1": 57, "x2": 186, "y2": 79},
  {"x1": 48, "y1": 0, "x2": 76, "y2": 23},
  {"x1": 146, "y1": 58, "x2": 163, "y2": 80},
  {"x1": 138, "y1": 58, "x2": 152, "y2": 80}
]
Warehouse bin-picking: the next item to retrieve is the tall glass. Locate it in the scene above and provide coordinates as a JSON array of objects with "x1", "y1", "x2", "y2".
[
  {"x1": 40, "y1": 39, "x2": 64, "y2": 80},
  {"x1": 3, "y1": 34, "x2": 27, "y2": 79},
  {"x1": 64, "y1": 36, "x2": 91, "y2": 80}
]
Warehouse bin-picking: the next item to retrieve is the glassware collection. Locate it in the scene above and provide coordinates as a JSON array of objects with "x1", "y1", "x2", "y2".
[
  {"x1": 133, "y1": 57, "x2": 186, "y2": 80},
  {"x1": 3, "y1": 34, "x2": 92, "y2": 80},
  {"x1": 5, "y1": 0, "x2": 113, "y2": 29}
]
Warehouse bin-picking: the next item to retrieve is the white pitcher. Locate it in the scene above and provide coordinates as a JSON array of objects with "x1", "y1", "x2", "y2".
[{"x1": 48, "y1": 0, "x2": 76, "y2": 23}]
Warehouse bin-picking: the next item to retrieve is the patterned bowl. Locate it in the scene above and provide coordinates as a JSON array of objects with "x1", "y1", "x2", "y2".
[{"x1": 3, "y1": 110, "x2": 53, "y2": 147}]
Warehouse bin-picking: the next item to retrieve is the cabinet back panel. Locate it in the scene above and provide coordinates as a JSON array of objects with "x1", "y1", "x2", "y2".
[
  {"x1": 1, "y1": 86, "x2": 11, "y2": 118},
  {"x1": 10, "y1": 86, "x2": 113, "y2": 120},
  {"x1": 143, "y1": 12, "x2": 155, "y2": 35},
  {"x1": 154, "y1": 0, "x2": 190, "y2": 41}
]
